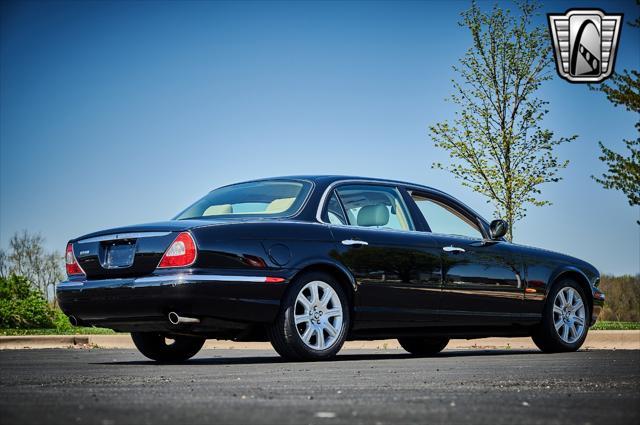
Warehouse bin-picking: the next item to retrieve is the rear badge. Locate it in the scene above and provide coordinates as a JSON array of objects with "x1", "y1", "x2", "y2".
[{"x1": 548, "y1": 9, "x2": 623, "y2": 83}]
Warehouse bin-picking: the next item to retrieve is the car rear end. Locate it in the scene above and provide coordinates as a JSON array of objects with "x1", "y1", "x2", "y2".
[{"x1": 57, "y1": 224, "x2": 288, "y2": 336}]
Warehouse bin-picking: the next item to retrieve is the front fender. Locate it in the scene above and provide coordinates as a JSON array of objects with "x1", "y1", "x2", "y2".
[
  {"x1": 547, "y1": 266, "x2": 593, "y2": 296},
  {"x1": 546, "y1": 265, "x2": 604, "y2": 325}
]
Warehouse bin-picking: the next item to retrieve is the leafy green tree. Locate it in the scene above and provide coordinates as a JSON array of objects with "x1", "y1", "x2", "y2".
[
  {"x1": 429, "y1": 1, "x2": 576, "y2": 240},
  {"x1": 0, "y1": 275, "x2": 58, "y2": 328},
  {"x1": 591, "y1": 12, "x2": 639, "y2": 221}
]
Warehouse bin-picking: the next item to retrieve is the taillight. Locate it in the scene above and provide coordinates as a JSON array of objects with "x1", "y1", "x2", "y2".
[
  {"x1": 157, "y1": 232, "x2": 197, "y2": 268},
  {"x1": 65, "y1": 243, "x2": 84, "y2": 276}
]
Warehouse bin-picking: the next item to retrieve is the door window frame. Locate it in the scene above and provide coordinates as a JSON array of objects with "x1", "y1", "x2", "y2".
[
  {"x1": 318, "y1": 181, "x2": 416, "y2": 233},
  {"x1": 316, "y1": 179, "x2": 492, "y2": 240},
  {"x1": 406, "y1": 189, "x2": 490, "y2": 240}
]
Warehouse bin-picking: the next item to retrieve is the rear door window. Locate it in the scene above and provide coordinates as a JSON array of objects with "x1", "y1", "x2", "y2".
[
  {"x1": 333, "y1": 185, "x2": 414, "y2": 231},
  {"x1": 325, "y1": 192, "x2": 348, "y2": 225}
]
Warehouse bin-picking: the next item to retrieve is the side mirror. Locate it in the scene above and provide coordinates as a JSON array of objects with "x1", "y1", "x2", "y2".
[{"x1": 489, "y1": 219, "x2": 508, "y2": 240}]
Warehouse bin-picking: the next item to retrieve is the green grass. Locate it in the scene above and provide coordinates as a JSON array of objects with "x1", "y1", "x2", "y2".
[
  {"x1": 592, "y1": 321, "x2": 640, "y2": 330},
  {"x1": 0, "y1": 327, "x2": 119, "y2": 336}
]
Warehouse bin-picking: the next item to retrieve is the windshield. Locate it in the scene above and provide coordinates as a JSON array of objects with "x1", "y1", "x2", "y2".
[{"x1": 175, "y1": 180, "x2": 312, "y2": 220}]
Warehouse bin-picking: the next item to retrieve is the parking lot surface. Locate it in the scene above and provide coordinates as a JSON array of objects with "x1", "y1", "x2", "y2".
[{"x1": 1, "y1": 348, "x2": 638, "y2": 424}]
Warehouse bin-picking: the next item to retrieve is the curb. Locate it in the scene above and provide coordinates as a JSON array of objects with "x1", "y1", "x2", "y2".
[
  {"x1": 0, "y1": 335, "x2": 90, "y2": 349},
  {"x1": 1, "y1": 330, "x2": 638, "y2": 350}
]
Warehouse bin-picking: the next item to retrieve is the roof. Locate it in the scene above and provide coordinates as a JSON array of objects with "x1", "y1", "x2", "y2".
[
  {"x1": 216, "y1": 175, "x2": 487, "y2": 224},
  {"x1": 255, "y1": 174, "x2": 441, "y2": 190}
]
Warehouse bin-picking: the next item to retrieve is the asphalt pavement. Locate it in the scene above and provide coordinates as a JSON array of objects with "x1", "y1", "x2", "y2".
[{"x1": 1, "y1": 348, "x2": 638, "y2": 424}]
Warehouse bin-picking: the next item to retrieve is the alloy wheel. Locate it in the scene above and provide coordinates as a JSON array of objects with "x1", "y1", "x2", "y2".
[
  {"x1": 553, "y1": 287, "x2": 586, "y2": 344},
  {"x1": 294, "y1": 280, "x2": 344, "y2": 350}
]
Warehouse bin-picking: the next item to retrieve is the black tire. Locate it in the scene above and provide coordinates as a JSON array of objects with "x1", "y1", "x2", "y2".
[
  {"x1": 131, "y1": 332, "x2": 205, "y2": 362},
  {"x1": 532, "y1": 279, "x2": 590, "y2": 353},
  {"x1": 268, "y1": 271, "x2": 350, "y2": 361},
  {"x1": 398, "y1": 337, "x2": 449, "y2": 356}
]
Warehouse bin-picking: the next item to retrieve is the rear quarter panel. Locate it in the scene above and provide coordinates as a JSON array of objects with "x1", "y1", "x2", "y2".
[{"x1": 190, "y1": 221, "x2": 338, "y2": 274}]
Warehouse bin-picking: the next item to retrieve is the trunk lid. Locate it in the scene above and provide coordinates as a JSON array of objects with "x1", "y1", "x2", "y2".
[{"x1": 71, "y1": 220, "x2": 208, "y2": 279}]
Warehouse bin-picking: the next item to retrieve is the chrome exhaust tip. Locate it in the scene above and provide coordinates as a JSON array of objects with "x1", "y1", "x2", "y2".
[
  {"x1": 168, "y1": 312, "x2": 200, "y2": 325},
  {"x1": 68, "y1": 315, "x2": 78, "y2": 326}
]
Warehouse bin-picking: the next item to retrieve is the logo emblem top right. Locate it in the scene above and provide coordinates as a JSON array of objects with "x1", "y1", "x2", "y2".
[{"x1": 548, "y1": 9, "x2": 623, "y2": 83}]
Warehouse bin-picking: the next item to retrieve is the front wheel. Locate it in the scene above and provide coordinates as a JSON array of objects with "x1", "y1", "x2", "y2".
[
  {"x1": 268, "y1": 271, "x2": 350, "y2": 361},
  {"x1": 532, "y1": 279, "x2": 590, "y2": 353},
  {"x1": 131, "y1": 332, "x2": 205, "y2": 362},
  {"x1": 398, "y1": 337, "x2": 449, "y2": 356}
]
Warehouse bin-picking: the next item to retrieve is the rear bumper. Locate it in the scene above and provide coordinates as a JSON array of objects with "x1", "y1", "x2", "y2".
[{"x1": 56, "y1": 272, "x2": 288, "y2": 332}]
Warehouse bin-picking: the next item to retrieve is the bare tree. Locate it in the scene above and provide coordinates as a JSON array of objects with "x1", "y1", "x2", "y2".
[
  {"x1": 0, "y1": 249, "x2": 9, "y2": 279},
  {"x1": 3, "y1": 230, "x2": 64, "y2": 295}
]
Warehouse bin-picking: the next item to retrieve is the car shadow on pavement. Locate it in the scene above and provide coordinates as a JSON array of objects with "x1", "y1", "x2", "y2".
[{"x1": 92, "y1": 349, "x2": 540, "y2": 366}]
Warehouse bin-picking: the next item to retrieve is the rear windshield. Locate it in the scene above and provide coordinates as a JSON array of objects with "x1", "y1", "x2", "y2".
[{"x1": 175, "y1": 180, "x2": 312, "y2": 220}]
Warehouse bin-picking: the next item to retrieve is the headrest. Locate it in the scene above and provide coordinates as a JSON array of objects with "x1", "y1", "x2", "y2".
[
  {"x1": 266, "y1": 197, "x2": 295, "y2": 213},
  {"x1": 203, "y1": 204, "x2": 233, "y2": 216},
  {"x1": 357, "y1": 204, "x2": 389, "y2": 227}
]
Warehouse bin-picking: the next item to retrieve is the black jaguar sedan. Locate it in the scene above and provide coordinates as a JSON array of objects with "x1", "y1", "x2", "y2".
[{"x1": 57, "y1": 176, "x2": 605, "y2": 361}]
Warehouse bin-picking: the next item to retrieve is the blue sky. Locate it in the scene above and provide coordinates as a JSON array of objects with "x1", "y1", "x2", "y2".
[{"x1": 1, "y1": 0, "x2": 638, "y2": 275}]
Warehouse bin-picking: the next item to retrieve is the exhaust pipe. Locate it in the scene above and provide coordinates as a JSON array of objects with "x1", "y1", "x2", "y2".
[
  {"x1": 68, "y1": 315, "x2": 78, "y2": 326},
  {"x1": 168, "y1": 312, "x2": 200, "y2": 325}
]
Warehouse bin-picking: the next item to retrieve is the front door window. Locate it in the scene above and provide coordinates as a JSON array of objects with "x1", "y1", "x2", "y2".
[{"x1": 411, "y1": 195, "x2": 482, "y2": 239}]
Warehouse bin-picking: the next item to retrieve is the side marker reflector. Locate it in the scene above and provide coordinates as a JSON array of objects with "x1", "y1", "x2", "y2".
[{"x1": 265, "y1": 277, "x2": 285, "y2": 283}]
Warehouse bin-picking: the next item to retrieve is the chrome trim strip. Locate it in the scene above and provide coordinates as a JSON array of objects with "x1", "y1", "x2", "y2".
[
  {"x1": 57, "y1": 281, "x2": 84, "y2": 288},
  {"x1": 57, "y1": 274, "x2": 272, "y2": 288},
  {"x1": 133, "y1": 274, "x2": 269, "y2": 284},
  {"x1": 77, "y1": 232, "x2": 172, "y2": 244}
]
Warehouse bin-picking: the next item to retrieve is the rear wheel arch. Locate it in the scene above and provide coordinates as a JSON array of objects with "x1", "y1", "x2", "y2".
[
  {"x1": 291, "y1": 262, "x2": 356, "y2": 310},
  {"x1": 269, "y1": 266, "x2": 352, "y2": 360}
]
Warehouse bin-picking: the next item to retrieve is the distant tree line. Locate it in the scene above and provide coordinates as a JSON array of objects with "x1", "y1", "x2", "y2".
[{"x1": 599, "y1": 275, "x2": 640, "y2": 322}]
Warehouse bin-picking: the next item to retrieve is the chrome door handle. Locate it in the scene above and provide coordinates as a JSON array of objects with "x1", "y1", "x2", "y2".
[
  {"x1": 443, "y1": 245, "x2": 465, "y2": 253},
  {"x1": 342, "y1": 239, "x2": 369, "y2": 246}
]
